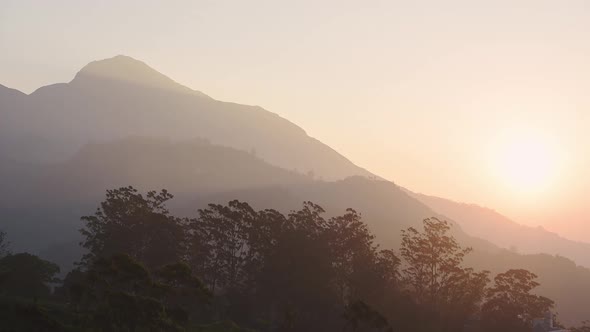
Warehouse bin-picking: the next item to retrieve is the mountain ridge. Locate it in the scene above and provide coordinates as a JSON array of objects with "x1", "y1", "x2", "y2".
[
  {"x1": 70, "y1": 55, "x2": 211, "y2": 99},
  {"x1": 409, "y1": 191, "x2": 590, "y2": 267},
  {"x1": 0, "y1": 55, "x2": 374, "y2": 180},
  {"x1": 1, "y1": 56, "x2": 590, "y2": 324}
]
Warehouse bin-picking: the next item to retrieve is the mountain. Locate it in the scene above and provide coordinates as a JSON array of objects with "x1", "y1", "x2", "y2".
[
  {"x1": 0, "y1": 137, "x2": 586, "y2": 325},
  {"x1": 0, "y1": 84, "x2": 26, "y2": 102},
  {"x1": 0, "y1": 138, "x2": 307, "y2": 258},
  {"x1": 0, "y1": 85, "x2": 28, "y2": 161},
  {"x1": 2, "y1": 56, "x2": 590, "y2": 325},
  {"x1": 73, "y1": 55, "x2": 211, "y2": 98},
  {"x1": 0, "y1": 137, "x2": 488, "y2": 257},
  {"x1": 0, "y1": 55, "x2": 372, "y2": 180},
  {"x1": 410, "y1": 192, "x2": 590, "y2": 268}
]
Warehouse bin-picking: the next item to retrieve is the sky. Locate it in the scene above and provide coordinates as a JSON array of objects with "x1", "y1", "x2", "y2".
[{"x1": 2, "y1": 0, "x2": 590, "y2": 240}]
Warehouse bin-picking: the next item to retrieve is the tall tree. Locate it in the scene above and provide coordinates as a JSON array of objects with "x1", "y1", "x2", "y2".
[
  {"x1": 255, "y1": 202, "x2": 340, "y2": 331},
  {"x1": 80, "y1": 186, "x2": 184, "y2": 269},
  {"x1": 401, "y1": 218, "x2": 470, "y2": 303},
  {"x1": 481, "y1": 269, "x2": 554, "y2": 332},
  {"x1": 330, "y1": 208, "x2": 378, "y2": 304},
  {"x1": 400, "y1": 218, "x2": 489, "y2": 331},
  {"x1": 190, "y1": 200, "x2": 257, "y2": 293}
]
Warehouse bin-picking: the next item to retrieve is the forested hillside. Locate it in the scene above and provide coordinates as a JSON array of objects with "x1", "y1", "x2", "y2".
[
  {"x1": 1, "y1": 189, "x2": 579, "y2": 331},
  {"x1": 2, "y1": 56, "x2": 590, "y2": 327}
]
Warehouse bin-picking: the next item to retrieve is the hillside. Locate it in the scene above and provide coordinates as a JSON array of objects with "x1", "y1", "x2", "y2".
[
  {"x1": 0, "y1": 137, "x2": 586, "y2": 324},
  {"x1": 411, "y1": 192, "x2": 590, "y2": 268},
  {"x1": 0, "y1": 137, "x2": 486, "y2": 260},
  {"x1": 1, "y1": 56, "x2": 590, "y2": 325},
  {"x1": 0, "y1": 56, "x2": 372, "y2": 180}
]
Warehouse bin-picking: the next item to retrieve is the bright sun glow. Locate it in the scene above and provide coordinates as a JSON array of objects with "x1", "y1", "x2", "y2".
[{"x1": 489, "y1": 130, "x2": 561, "y2": 196}]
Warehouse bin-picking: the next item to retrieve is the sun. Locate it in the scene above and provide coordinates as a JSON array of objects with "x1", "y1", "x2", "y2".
[{"x1": 489, "y1": 131, "x2": 559, "y2": 195}]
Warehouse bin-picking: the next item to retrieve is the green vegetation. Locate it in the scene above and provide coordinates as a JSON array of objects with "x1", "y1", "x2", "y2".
[{"x1": 0, "y1": 187, "x2": 579, "y2": 331}]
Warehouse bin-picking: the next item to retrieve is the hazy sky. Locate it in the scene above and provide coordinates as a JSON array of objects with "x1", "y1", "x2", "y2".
[{"x1": 2, "y1": 0, "x2": 590, "y2": 240}]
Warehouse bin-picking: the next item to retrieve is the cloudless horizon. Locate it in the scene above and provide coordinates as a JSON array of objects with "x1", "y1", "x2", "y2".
[{"x1": 3, "y1": 0, "x2": 590, "y2": 241}]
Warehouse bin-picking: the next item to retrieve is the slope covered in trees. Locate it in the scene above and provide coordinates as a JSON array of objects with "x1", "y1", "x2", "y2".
[
  {"x1": 0, "y1": 138, "x2": 589, "y2": 324},
  {"x1": 0, "y1": 189, "x2": 566, "y2": 331},
  {"x1": 1, "y1": 56, "x2": 590, "y2": 326},
  {"x1": 0, "y1": 138, "x2": 493, "y2": 275}
]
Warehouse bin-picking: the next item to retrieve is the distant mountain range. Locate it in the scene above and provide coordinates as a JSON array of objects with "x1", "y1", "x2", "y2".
[
  {"x1": 1, "y1": 56, "x2": 590, "y2": 325},
  {"x1": 407, "y1": 191, "x2": 590, "y2": 268},
  {"x1": 0, "y1": 55, "x2": 372, "y2": 180}
]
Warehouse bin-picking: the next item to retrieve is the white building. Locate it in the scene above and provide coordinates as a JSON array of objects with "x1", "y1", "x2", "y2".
[{"x1": 532, "y1": 311, "x2": 570, "y2": 332}]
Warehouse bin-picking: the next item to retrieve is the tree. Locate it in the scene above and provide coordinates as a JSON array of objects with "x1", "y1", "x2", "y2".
[
  {"x1": 0, "y1": 253, "x2": 60, "y2": 299},
  {"x1": 0, "y1": 301, "x2": 66, "y2": 332},
  {"x1": 401, "y1": 218, "x2": 471, "y2": 303},
  {"x1": 400, "y1": 218, "x2": 489, "y2": 331},
  {"x1": 190, "y1": 200, "x2": 257, "y2": 293},
  {"x1": 153, "y1": 262, "x2": 212, "y2": 323},
  {"x1": 254, "y1": 202, "x2": 340, "y2": 331},
  {"x1": 61, "y1": 254, "x2": 208, "y2": 331},
  {"x1": 80, "y1": 186, "x2": 185, "y2": 269},
  {"x1": 343, "y1": 300, "x2": 392, "y2": 332},
  {"x1": 330, "y1": 208, "x2": 378, "y2": 304},
  {"x1": 481, "y1": 269, "x2": 554, "y2": 332},
  {"x1": 0, "y1": 230, "x2": 10, "y2": 258}
]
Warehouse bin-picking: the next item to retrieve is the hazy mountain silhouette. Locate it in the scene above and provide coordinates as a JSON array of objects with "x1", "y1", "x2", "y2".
[
  {"x1": 73, "y1": 55, "x2": 211, "y2": 98},
  {"x1": 409, "y1": 192, "x2": 590, "y2": 268},
  {"x1": 0, "y1": 137, "x2": 488, "y2": 257},
  {"x1": 0, "y1": 84, "x2": 26, "y2": 101},
  {"x1": 2, "y1": 56, "x2": 590, "y2": 324},
  {"x1": 0, "y1": 137, "x2": 586, "y2": 325},
  {"x1": 0, "y1": 55, "x2": 372, "y2": 179}
]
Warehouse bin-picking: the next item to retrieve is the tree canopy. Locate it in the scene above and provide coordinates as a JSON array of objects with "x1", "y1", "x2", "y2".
[
  {"x1": 0, "y1": 252, "x2": 60, "y2": 299},
  {"x1": 481, "y1": 269, "x2": 554, "y2": 332},
  {"x1": 0, "y1": 187, "x2": 564, "y2": 331}
]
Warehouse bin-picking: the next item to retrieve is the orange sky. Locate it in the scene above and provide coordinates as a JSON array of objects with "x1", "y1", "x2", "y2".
[{"x1": 2, "y1": 0, "x2": 590, "y2": 240}]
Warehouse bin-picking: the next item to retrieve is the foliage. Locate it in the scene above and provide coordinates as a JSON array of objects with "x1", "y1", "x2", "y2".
[
  {"x1": 481, "y1": 269, "x2": 554, "y2": 332},
  {"x1": 0, "y1": 252, "x2": 60, "y2": 299},
  {"x1": 0, "y1": 298, "x2": 67, "y2": 332},
  {"x1": 80, "y1": 186, "x2": 185, "y2": 269},
  {"x1": 343, "y1": 300, "x2": 392, "y2": 332},
  {"x1": 400, "y1": 218, "x2": 490, "y2": 331},
  {"x1": 0, "y1": 187, "x2": 561, "y2": 331}
]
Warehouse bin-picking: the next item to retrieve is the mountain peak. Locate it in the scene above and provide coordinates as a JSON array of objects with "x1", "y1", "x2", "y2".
[{"x1": 72, "y1": 55, "x2": 209, "y2": 97}]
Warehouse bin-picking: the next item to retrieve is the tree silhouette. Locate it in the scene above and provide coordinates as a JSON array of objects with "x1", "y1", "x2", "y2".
[
  {"x1": 343, "y1": 300, "x2": 392, "y2": 332},
  {"x1": 80, "y1": 186, "x2": 184, "y2": 269},
  {"x1": 400, "y1": 217, "x2": 489, "y2": 331},
  {"x1": 330, "y1": 208, "x2": 378, "y2": 304},
  {"x1": 0, "y1": 253, "x2": 60, "y2": 300},
  {"x1": 191, "y1": 200, "x2": 257, "y2": 293},
  {"x1": 61, "y1": 254, "x2": 209, "y2": 331},
  {"x1": 6, "y1": 187, "x2": 556, "y2": 332},
  {"x1": 481, "y1": 269, "x2": 554, "y2": 332}
]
